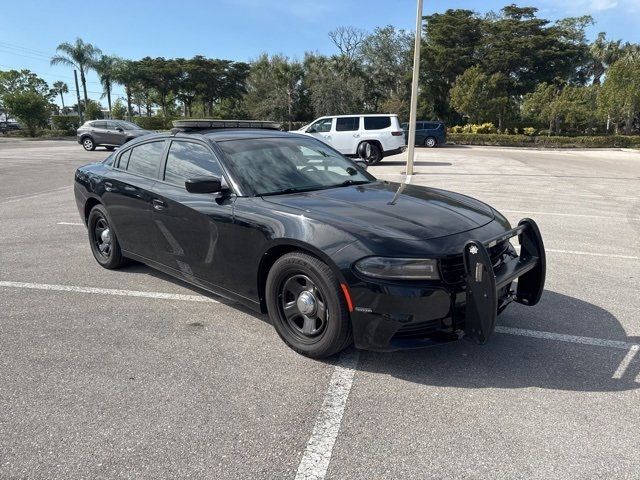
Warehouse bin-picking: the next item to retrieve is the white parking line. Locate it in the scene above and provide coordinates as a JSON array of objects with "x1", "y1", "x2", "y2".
[
  {"x1": 500, "y1": 209, "x2": 635, "y2": 220},
  {"x1": 495, "y1": 326, "x2": 637, "y2": 350},
  {"x1": 513, "y1": 245, "x2": 640, "y2": 260},
  {"x1": 295, "y1": 349, "x2": 360, "y2": 480},
  {"x1": 57, "y1": 222, "x2": 84, "y2": 226},
  {"x1": 613, "y1": 345, "x2": 640, "y2": 379},
  {"x1": 0, "y1": 281, "x2": 218, "y2": 303}
]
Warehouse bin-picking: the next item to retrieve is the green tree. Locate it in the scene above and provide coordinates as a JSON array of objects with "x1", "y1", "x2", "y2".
[
  {"x1": 598, "y1": 56, "x2": 640, "y2": 134},
  {"x1": 522, "y1": 83, "x2": 563, "y2": 135},
  {"x1": 450, "y1": 66, "x2": 510, "y2": 128},
  {"x1": 245, "y1": 54, "x2": 305, "y2": 126},
  {"x1": 84, "y1": 100, "x2": 103, "y2": 120},
  {"x1": 360, "y1": 26, "x2": 413, "y2": 114},
  {"x1": 0, "y1": 69, "x2": 51, "y2": 97},
  {"x1": 2, "y1": 91, "x2": 51, "y2": 136},
  {"x1": 112, "y1": 59, "x2": 139, "y2": 119},
  {"x1": 111, "y1": 99, "x2": 127, "y2": 120},
  {"x1": 587, "y1": 32, "x2": 622, "y2": 85},
  {"x1": 420, "y1": 9, "x2": 483, "y2": 122},
  {"x1": 52, "y1": 81, "x2": 68, "y2": 111},
  {"x1": 50, "y1": 38, "x2": 102, "y2": 105},
  {"x1": 94, "y1": 55, "x2": 118, "y2": 113}
]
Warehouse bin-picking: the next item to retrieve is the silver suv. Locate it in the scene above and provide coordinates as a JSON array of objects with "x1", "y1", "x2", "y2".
[{"x1": 77, "y1": 120, "x2": 150, "y2": 151}]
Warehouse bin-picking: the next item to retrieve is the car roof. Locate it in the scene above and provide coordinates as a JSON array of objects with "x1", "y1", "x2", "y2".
[{"x1": 318, "y1": 114, "x2": 397, "y2": 118}]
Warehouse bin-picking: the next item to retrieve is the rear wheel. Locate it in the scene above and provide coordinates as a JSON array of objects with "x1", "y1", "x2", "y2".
[
  {"x1": 87, "y1": 204, "x2": 127, "y2": 269},
  {"x1": 424, "y1": 136, "x2": 437, "y2": 148},
  {"x1": 82, "y1": 137, "x2": 96, "y2": 151},
  {"x1": 358, "y1": 141, "x2": 382, "y2": 165},
  {"x1": 266, "y1": 252, "x2": 352, "y2": 358}
]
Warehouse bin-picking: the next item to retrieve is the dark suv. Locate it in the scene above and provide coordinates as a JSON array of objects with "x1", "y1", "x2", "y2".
[
  {"x1": 77, "y1": 120, "x2": 150, "y2": 151},
  {"x1": 402, "y1": 121, "x2": 446, "y2": 148}
]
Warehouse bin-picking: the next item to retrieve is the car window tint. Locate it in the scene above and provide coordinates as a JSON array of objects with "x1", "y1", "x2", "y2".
[
  {"x1": 425, "y1": 122, "x2": 439, "y2": 129},
  {"x1": 364, "y1": 117, "x2": 391, "y2": 130},
  {"x1": 93, "y1": 121, "x2": 107, "y2": 129},
  {"x1": 164, "y1": 141, "x2": 222, "y2": 186},
  {"x1": 106, "y1": 121, "x2": 120, "y2": 130},
  {"x1": 118, "y1": 149, "x2": 132, "y2": 169},
  {"x1": 312, "y1": 118, "x2": 332, "y2": 133},
  {"x1": 126, "y1": 141, "x2": 165, "y2": 178},
  {"x1": 335, "y1": 117, "x2": 359, "y2": 131}
]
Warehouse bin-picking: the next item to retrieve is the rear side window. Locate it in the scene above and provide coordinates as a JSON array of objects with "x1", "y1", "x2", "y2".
[
  {"x1": 424, "y1": 122, "x2": 441, "y2": 130},
  {"x1": 164, "y1": 141, "x2": 223, "y2": 187},
  {"x1": 92, "y1": 121, "x2": 107, "y2": 129},
  {"x1": 364, "y1": 117, "x2": 391, "y2": 130},
  {"x1": 336, "y1": 117, "x2": 360, "y2": 131},
  {"x1": 126, "y1": 141, "x2": 165, "y2": 178}
]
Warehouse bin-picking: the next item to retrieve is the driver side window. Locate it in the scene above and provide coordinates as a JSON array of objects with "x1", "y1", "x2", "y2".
[{"x1": 311, "y1": 118, "x2": 332, "y2": 133}]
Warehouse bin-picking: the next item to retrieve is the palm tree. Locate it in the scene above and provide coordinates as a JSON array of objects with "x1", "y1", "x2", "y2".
[
  {"x1": 94, "y1": 54, "x2": 118, "y2": 114},
  {"x1": 112, "y1": 59, "x2": 139, "y2": 120},
  {"x1": 588, "y1": 32, "x2": 622, "y2": 85},
  {"x1": 50, "y1": 38, "x2": 101, "y2": 106},
  {"x1": 52, "y1": 81, "x2": 68, "y2": 112}
]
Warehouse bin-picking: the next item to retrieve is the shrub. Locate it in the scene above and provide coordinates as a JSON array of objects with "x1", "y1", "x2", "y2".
[
  {"x1": 2, "y1": 91, "x2": 50, "y2": 137},
  {"x1": 133, "y1": 116, "x2": 175, "y2": 130},
  {"x1": 51, "y1": 115, "x2": 80, "y2": 134},
  {"x1": 84, "y1": 100, "x2": 103, "y2": 120},
  {"x1": 474, "y1": 123, "x2": 496, "y2": 134},
  {"x1": 447, "y1": 133, "x2": 640, "y2": 148},
  {"x1": 523, "y1": 127, "x2": 536, "y2": 136}
]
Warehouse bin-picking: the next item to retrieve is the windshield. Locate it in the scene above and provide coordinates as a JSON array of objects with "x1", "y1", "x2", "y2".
[
  {"x1": 217, "y1": 136, "x2": 376, "y2": 196},
  {"x1": 117, "y1": 121, "x2": 142, "y2": 130}
]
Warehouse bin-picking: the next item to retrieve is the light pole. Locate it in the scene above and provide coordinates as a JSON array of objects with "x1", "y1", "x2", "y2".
[{"x1": 406, "y1": 0, "x2": 424, "y2": 177}]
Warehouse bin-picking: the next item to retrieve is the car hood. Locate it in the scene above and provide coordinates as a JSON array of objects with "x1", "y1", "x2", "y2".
[{"x1": 262, "y1": 181, "x2": 495, "y2": 240}]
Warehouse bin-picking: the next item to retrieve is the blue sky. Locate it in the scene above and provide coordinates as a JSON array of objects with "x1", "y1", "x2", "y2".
[{"x1": 2, "y1": 0, "x2": 639, "y2": 104}]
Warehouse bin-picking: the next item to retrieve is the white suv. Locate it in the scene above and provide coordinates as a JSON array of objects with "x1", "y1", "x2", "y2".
[{"x1": 296, "y1": 114, "x2": 406, "y2": 164}]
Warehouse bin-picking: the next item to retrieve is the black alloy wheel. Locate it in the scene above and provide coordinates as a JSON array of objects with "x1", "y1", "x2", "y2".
[
  {"x1": 87, "y1": 205, "x2": 127, "y2": 269},
  {"x1": 266, "y1": 252, "x2": 352, "y2": 358},
  {"x1": 358, "y1": 141, "x2": 382, "y2": 165}
]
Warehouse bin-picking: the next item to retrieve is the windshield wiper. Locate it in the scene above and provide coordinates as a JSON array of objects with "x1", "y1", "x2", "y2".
[
  {"x1": 260, "y1": 186, "x2": 323, "y2": 196},
  {"x1": 338, "y1": 179, "x2": 372, "y2": 187}
]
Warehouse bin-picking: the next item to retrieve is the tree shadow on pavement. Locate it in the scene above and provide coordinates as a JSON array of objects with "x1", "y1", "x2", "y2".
[{"x1": 357, "y1": 290, "x2": 640, "y2": 392}]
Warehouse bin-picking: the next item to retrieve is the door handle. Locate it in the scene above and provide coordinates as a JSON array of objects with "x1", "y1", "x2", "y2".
[
  {"x1": 353, "y1": 133, "x2": 360, "y2": 138},
  {"x1": 152, "y1": 199, "x2": 167, "y2": 210},
  {"x1": 104, "y1": 182, "x2": 115, "y2": 192}
]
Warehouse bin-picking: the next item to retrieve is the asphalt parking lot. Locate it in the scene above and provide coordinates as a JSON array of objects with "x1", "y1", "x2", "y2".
[{"x1": 1, "y1": 139, "x2": 639, "y2": 479}]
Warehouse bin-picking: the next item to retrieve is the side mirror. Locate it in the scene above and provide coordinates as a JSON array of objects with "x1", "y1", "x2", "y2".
[
  {"x1": 185, "y1": 176, "x2": 223, "y2": 194},
  {"x1": 306, "y1": 126, "x2": 316, "y2": 133},
  {"x1": 116, "y1": 127, "x2": 124, "y2": 132},
  {"x1": 354, "y1": 159, "x2": 368, "y2": 171}
]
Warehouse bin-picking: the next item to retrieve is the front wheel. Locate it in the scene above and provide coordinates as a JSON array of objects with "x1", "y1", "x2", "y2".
[
  {"x1": 82, "y1": 137, "x2": 96, "y2": 151},
  {"x1": 424, "y1": 137, "x2": 437, "y2": 148},
  {"x1": 266, "y1": 252, "x2": 352, "y2": 358}
]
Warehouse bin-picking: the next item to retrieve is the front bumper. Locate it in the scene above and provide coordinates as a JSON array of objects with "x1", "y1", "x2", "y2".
[{"x1": 347, "y1": 218, "x2": 546, "y2": 351}]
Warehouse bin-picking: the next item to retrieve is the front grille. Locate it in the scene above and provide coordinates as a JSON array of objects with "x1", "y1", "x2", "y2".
[
  {"x1": 393, "y1": 318, "x2": 442, "y2": 338},
  {"x1": 440, "y1": 240, "x2": 510, "y2": 285}
]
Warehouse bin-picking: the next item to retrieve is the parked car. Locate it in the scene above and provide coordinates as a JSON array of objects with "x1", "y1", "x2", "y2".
[
  {"x1": 77, "y1": 120, "x2": 151, "y2": 151},
  {"x1": 74, "y1": 119, "x2": 546, "y2": 358},
  {"x1": 297, "y1": 114, "x2": 406, "y2": 165},
  {"x1": 0, "y1": 121, "x2": 21, "y2": 134},
  {"x1": 401, "y1": 120, "x2": 446, "y2": 148}
]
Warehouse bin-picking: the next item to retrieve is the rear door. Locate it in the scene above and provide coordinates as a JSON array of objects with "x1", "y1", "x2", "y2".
[
  {"x1": 102, "y1": 139, "x2": 167, "y2": 259},
  {"x1": 150, "y1": 139, "x2": 235, "y2": 288},
  {"x1": 91, "y1": 121, "x2": 108, "y2": 144},
  {"x1": 332, "y1": 116, "x2": 360, "y2": 154}
]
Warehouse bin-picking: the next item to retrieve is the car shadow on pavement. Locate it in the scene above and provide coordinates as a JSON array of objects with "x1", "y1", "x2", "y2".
[
  {"x1": 357, "y1": 290, "x2": 640, "y2": 393},
  {"x1": 378, "y1": 161, "x2": 453, "y2": 167}
]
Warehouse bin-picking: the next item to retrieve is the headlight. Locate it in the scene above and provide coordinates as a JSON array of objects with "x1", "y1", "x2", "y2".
[{"x1": 354, "y1": 257, "x2": 440, "y2": 280}]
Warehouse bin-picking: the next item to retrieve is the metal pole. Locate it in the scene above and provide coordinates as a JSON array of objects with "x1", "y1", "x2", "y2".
[
  {"x1": 406, "y1": 0, "x2": 424, "y2": 177},
  {"x1": 74, "y1": 70, "x2": 83, "y2": 123}
]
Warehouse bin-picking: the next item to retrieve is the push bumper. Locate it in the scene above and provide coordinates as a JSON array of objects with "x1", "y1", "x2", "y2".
[
  {"x1": 347, "y1": 218, "x2": 546, "y2": 351},
  {"x1": 463, "y1": 218, "x2": 545, "y2": 344}
]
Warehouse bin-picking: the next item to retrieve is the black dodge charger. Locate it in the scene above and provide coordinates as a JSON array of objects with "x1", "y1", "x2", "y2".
[{"x1": 74, "y1": 120, "x2": 546, "y2": 358}]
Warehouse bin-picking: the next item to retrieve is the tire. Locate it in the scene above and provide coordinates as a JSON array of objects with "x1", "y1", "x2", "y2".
[
  {"x1": 266, "y1": 252, "x2": 353, "y2": 358},
  {"x1": 358, "y1": 141, "x2": 383, "y2": 165},
  {"x1": 424, "y1": 136, "x2": 437, "y2": 148},
  {"x1": 82, "y1": 137, "x2": 96, "y2": 151},
  {"x1": 106, "y1": 146, "x2": 116, "y2": 151},
  {"x1": 87, "y1": 204, "x2": 127, "y2": 269}
]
